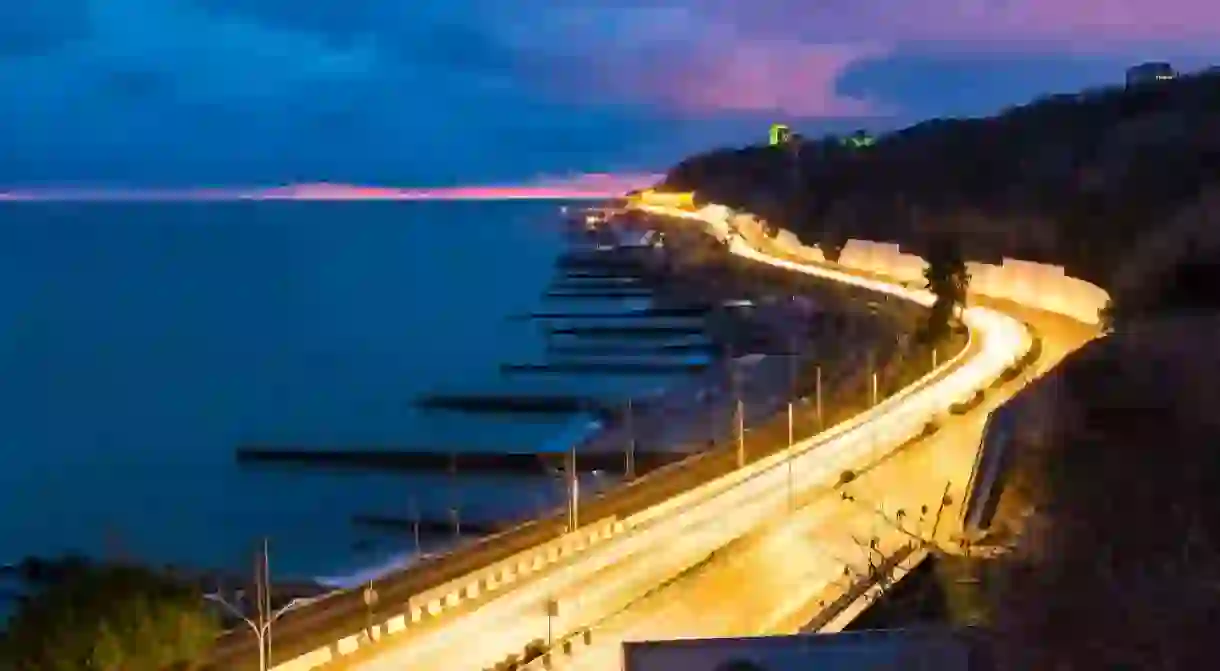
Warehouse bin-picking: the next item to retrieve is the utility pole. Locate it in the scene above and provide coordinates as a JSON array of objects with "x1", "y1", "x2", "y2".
[
  {"x1": 787, "y1": 337, "x2": 796, "y2": 512},
  {"x1": 625, "y1": 398, "x2": 636, "y2": 480},
  {"x1": 736, "y1": 398, "x2": 746, "y2": 468},
  {"x1": 816, "y1": 365, "x2": 823, "y2": 428},
  {"x1": 363, "y1": 580, "x2": 379, "y2": 639},
  {"x1": 256, "y1": 539, "x2": 268, "y2": 664},
  {"x1": 204, "y1": 540, "x2": 321, "y2": 671},
  {"x1": 409, "y1": 497, "x2": 421, "y2": 558},
  {"x1": 869, "y1": 348, "x2": 878, "y2": 407},
  {"x1": 730, "y1": 345, "x2": 745, "y2": 469},
  {"x1": 545, "y1": 598, "x2": 559, "y2": 648},
  {"x1": 567, "y1": 446, "x2": 579, "y2": 532}
]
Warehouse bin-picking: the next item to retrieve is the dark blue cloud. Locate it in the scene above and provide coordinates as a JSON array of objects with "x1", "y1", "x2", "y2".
[
  {"x1": 0, "y1": 0, "x2": 677, "y2": 186},
  {"x1": 4, "y1": 0, "x2": 1214, "y2": 187}
]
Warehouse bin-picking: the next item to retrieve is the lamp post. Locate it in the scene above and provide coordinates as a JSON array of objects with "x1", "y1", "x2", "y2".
[
  {"x1": 624, "y1": 398, "x2": 636, "y2": 480},
  {"x1": 736, "y1": 397, "x2": 746, "y2": 468},
  {"x1": 409, "y1": 497, "x2": 422, "y2": 559},
  {"x1": 545, "y1": 598, "x2": 560, "y2": 648},
  {"x1": 568, "y1": 445, "x2": 580, "y2": 531},
  {"x1": 787, "y1": 337, "x2": 796, "y2": 513},
  {"x1": 205, "y1": 595, "x2": 321, "y2": 671},
  {"x1": 815, "y1": 365, "x2": 823, "y2": 428},
  {"x1": 206, "y1": 542, "x2": 324, "y2": 671},
  {"x1": 363, "y1": 582, "x2": 379, "y2": 640}
]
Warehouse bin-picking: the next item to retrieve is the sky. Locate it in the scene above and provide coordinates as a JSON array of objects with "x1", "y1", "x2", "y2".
[{"x1": 1, "y1": 1, "x2": 1217, "y2": 188}]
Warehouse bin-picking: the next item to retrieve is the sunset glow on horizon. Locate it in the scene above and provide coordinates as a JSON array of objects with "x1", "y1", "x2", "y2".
[{"x1": 0, "y1": 173, "x2": 664, "y2": 203}]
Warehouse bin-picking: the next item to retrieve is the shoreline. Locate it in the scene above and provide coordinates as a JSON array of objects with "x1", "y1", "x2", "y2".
[{"x1": 310, "y1": 208, "x2": 898, "y2": 589}]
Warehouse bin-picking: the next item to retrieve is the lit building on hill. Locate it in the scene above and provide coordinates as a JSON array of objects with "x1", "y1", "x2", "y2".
[
  {"x1": 1125, "y1": 62, "x2": 1175, "y2": 87},
  {"x1": 770, "y1": 124, "x2": 792, "y2": 146}
]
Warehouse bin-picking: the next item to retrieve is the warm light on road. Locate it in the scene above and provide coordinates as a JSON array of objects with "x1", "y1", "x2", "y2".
[{"x1": 341, "y1": 203, "x2": 1031, "y2": 671}]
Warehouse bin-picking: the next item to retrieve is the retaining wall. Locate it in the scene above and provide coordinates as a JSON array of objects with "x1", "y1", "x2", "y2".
[{"x1": 767, "y1": 235, "x2": 1109, "y2": 326}]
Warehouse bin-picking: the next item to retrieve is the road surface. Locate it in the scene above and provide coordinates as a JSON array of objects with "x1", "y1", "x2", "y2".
[
  {"x1": 313, "y1": 204, "x2": 1036, "y2": 671},
  {"x1": 530, "y1": 299, "x2": 1094, "y2": 671}
]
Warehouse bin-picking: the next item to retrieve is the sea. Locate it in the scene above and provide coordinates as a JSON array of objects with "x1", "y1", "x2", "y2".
[{"x1": 0, "y1": 199, "x2": 689, "y2": 587}]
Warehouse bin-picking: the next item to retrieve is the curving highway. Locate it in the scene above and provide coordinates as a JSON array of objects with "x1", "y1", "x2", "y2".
[{"x1": 317, "y1": 202, "x2": 1034, "y2": 671}]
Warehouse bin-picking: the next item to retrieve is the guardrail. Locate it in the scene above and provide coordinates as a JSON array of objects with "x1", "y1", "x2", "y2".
[{"x1": 266, "y1": 518, "x2": 623, "y2": 671}]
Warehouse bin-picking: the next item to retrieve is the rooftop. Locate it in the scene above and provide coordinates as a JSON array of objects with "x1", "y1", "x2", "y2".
[{"x1": 622, "y1": 627, "x2": 988, "y2": 671}]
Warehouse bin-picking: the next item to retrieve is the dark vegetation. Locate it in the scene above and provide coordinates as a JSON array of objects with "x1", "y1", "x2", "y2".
[
  {"x1": 0, "y1": 560, "x2": 217, "y2": 671},
  {"x1": 660, "y1": 69, "x2": 1220, "y2": 324}
]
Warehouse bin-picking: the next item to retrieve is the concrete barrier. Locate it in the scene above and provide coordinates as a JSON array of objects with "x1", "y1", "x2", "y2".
[
  {"x1": 396, "y1": 517, "x2": 619, "y2": 617},
  {"x1": 833, "y1": 239, "x2": 1108, "y2": 325},
  {"x1": 267, "y1": 517, "x2": 623, "y2": 670}
]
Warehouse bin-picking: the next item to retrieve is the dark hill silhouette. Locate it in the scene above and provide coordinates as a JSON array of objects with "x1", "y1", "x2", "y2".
[{"x1": 658, "y1": 68, "x2": 1220, "y2": 320}]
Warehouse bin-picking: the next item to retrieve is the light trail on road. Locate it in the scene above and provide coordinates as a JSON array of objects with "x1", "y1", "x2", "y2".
[{"x1": 340, "y1": 202, "x2": 1030, "y2": 671}]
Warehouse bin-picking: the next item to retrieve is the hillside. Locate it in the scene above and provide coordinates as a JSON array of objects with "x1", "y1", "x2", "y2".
[{"x1": 659, "y1": 69, "x2": 1220, "y2": 321}]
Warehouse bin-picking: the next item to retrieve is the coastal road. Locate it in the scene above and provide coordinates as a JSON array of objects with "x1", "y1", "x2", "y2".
[
  {"x1": 320, "y1": 205, "x2": 1030, "y2": 671},
  {"x1": 527, "y1": 301, "x2": 1093, "y2": 671}
]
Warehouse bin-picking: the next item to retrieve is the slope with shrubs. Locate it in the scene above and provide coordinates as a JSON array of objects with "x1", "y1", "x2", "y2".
[{"x1": 660, "y1": 69, "x2": 1220, "y2": 312}]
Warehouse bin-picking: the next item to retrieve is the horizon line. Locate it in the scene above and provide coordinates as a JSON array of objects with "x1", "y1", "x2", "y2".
[{"x1": 0, "y1": 176, "x2": 665, "y2": 203}]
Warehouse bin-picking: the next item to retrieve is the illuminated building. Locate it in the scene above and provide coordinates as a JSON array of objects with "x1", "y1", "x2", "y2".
[
  {"x1": 1125, "y1": 62, "x2": 1175, "y2": 87},
  {"x1": 769, "y1": 124, "x2": 792, "y2": 146},
  {"x1": 626, "y1": 189, "x2": 696, "y2": 211},
  {"x1": 843, "y1": 130, "x2": 876, "y2": 149}
]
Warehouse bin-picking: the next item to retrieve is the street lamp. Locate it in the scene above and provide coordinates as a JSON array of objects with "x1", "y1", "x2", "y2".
[
  {"x1": 786, "y1": 336, "x2": 797, "y2": 513},
  {"x1": 624, "y1": 398, "x2": 636, "y2": 480},
  {"x1": 568, "y1": 445, "x2": 580, "y2": 531},
  {"x1": 204, "y1": 593, "x2": 323, "y2": 671},
  {"x1": 545, "y1": 598, "x2": 560, "y2": 648}
]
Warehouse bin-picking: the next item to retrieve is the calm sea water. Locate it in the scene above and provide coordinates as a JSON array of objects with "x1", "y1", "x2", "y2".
[{"x1": 0, "y1": 200, "x2": 668, "y2": 581}]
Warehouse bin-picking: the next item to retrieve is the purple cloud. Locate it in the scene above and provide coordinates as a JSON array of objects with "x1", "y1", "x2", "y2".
[{"x1": 512, "y1": 0, "x2": 1220, "y2": 117}]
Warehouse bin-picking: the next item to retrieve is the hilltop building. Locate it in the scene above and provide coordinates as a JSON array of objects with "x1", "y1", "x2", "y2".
[
  {"x1": 1125, "y1": 62, "x2": 1175, "y2": 87},
  {"x1": 769, "y1": 124, "x2": 792, "y2": 146}
]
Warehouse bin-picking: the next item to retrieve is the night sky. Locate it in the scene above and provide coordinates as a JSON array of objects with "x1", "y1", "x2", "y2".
[{"x1": 1, "y1": 1, "x2": 1217, "y2": 187}]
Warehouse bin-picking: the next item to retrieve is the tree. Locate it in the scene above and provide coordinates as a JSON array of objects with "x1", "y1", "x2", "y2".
[
  {"x1": 921, "y1": 235, "x2": 970, "y2": 344},
  {"x1": 0, "y1": 562, "x2": 219, "y2": 671},
  {"x1": 1097, "y1": 297, "x2": 1117, "y2": 334}
]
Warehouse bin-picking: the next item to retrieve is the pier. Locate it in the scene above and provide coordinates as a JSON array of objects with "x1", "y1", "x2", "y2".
[
  {"x1": 547, "y1": 325, "x2": 707, "y2": 338},
  {"x1": 546, "y1": 342, "x2": 722, "y2": 357},
  {"x1": 521, "y1": 306, "x2": 711, "y2": 320},
  {"x1": 500, "y1": 361, "x2": 710, "y2": 375},
  {"x1": 559, "y1": 270, "x2": 645, "y2": 280},
  {"x1": 543, "y1": 290, "x2": 655, "y2": 300},
  {"x1": 351, "y1": 515, "x2": 501, "y2": 536},
  {"x1": 234, "y1": 447, "x2": 687, "y2": 475},
  {"x1": 414, "y1": 394, "x2": 618, "y2": 418},
  {"x1": 548, "y1": 279, "x2": 648, "y2": 292}
]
